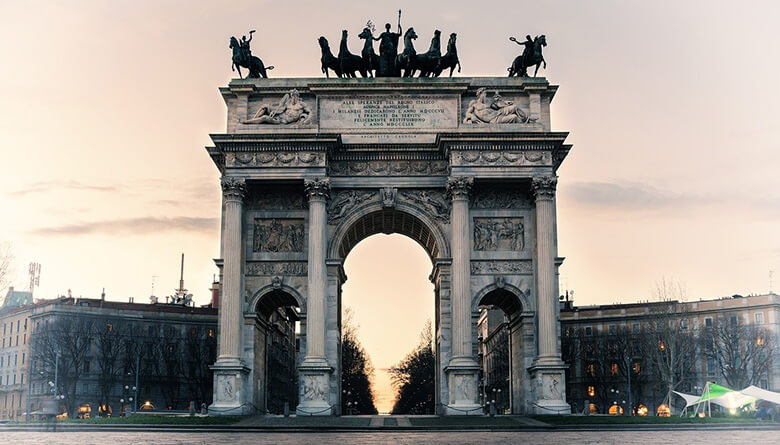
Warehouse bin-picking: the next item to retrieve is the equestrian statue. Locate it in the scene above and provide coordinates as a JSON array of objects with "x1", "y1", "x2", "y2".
[
  {"x1": 229, "y1": 30, "x2": 274, "y2": 78},
  {"x1": 508, "y1": 34, "x2": 547, "y2": 77}
]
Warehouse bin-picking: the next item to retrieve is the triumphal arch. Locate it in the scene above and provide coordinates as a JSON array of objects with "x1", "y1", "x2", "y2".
[{"x1": 206, "y1": 77, "x2": 572, "y2": 416}]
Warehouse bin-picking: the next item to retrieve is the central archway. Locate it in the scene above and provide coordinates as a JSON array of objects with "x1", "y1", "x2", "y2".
[{"x1": 327, "y1": 204, "x2": 451, "y2": 415}]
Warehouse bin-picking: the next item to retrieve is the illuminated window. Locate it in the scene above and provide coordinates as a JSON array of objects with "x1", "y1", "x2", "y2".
[
  {"x1": 587, "y1": 386, "x2": 595, "y2": 397},
  {"x1": 632, "y1": 362, "x2": 641, "y2": 374},
  {"x1": 611, "y1": 363, "x2": 618, "y2": 376},
  {"x1": 657, "y1": 404, "x2": 671, "y2": 417},
  {"x1": 757, "y1": 333, "x2": 765, "y2": 346},
  {"x1": 106, "y1": 323, "x2": 113, "y2": 331},
  {"x1": 208, "y1": 329, "x2": 215, "y2": 338},
  {"x1": 658, "y1": 341, "x2": 666, "y2": 351},
  {"x1": 589, "y1": 403, "x2": 599, "y2": 414},
  {"x1": 586, "y1": 363, "x2": 595, "y2": 377},
  {"x1": 635, "y1": 404, "x2": 648, "y2": 416},
  {"x1": 609, "y1": 405, "x2": 623, "y2": 415}
]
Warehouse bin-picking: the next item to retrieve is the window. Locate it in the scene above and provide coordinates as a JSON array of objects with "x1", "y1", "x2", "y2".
[
  {"x1": 586, "y1": 363, "x2": 596, "y2": 377},
  {"x1": 757, "y1": 333, "x2": 765, "y2": 346},
  {"x1": 706, "y1": 357, "x2": 716, "y2": 376},
  {"x1": 636, "y1": 404, "x2": 648, "y2": 416},
  {"x1": 587, "y1": 386, "x2": 595, "y2": 397},
  {"x1": 83, "y1": 361, "x2": 90, "y2": 373},
  {"x1": 23, "y1": 319, "x2": 27, "y2": 330},
  {"x1": 632, "y1": 362, "x2": 641, "y2": 374},
  {"x1": 106, "y1": 323, "x2": 113, "y2": 332},
  {"x1": 609, "y1": 405, "x2": 623, "y2": 415},
  {"x1": 584, "y1": 326, "x2": 593, "y2": 336},
  {"x1": 704, "y1": 317, "x2": 713, "y2": 327},
  {"x1": 729, "y1": 315, "x2": 738, "y2": 326},
  {"x1": 631, "y1": 323, "x2": 640, "y2": 333},
  {"x1": 21, "y1": 353, "x2": 24, "y2": 365},
  {"x1": 657, "y1": 404, "x2": 671, "y2": 417},
  {"x1": 611, "y1": 363, "x2": 619, "y2": 376},
  {"x1": 208, "y1": 329, "x2": 215, "y2": 338},
  {"x1": 658, "y1": 340, "x2": 666, "y2": 351},
  {"x1": 608, "y1": 324, "x2": 616, "y2": 335},
  {"x1": 755, "y1": 312, "x2": 764, "y2": 324},
  {"x1": 680, "y1": 319, "x2": 689, "y2": 330}
]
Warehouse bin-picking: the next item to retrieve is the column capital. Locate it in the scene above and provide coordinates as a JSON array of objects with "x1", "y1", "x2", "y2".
[
  {"x1": 446, "y1": 176, "x2": 474, "y2": 200},
  {"x1": 220, "y1": 177, "x2": 247, "y2": 202},
  {"x1": 531, "y1": 176, "x2": 558, "y2": 201},
  {"x1": 304, "y1": 177, "x2": 330, "y2": 201}
]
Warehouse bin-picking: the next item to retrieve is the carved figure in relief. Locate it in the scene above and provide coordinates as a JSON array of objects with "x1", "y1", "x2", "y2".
[
  {"x1": 474, "y1": 218, "x2": 524, "y2": 251},
  {"x1": 303, "y1": 376, "x2": 325, "y2": 401},
  {"x1": 400, "y1": 190, "x2": 450, "y2": 223},
  {"x1": 328, "y1": 190, "x2": 375, "y2": 223},
  {"x1": 463, "y1": 88, "x2": 534, "y2": 124},
  {"x1": 253, "y1": 219, "x2": 305, "y2": 252},
  {"x1": 221, "y1": 377, "x2": 234, "y2": 400},
  {"x1": 456, "y1": 375, "x2": 475, "y2": 401},
  {"x1": 381, "y1": 187, "x2": 397, "y2": 208},
  {"x1": 245, "y1": 89, "x2": 310, "y2": 125},
  {"x1": 472, "y1": 189, "x2": 529, "y2": 209}
]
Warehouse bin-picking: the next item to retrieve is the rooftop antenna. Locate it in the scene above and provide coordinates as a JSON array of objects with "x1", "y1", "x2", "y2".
[
  {"x1": 28, "y1": 262, "x2": 41, "y2": 298},
  {"x1": 770, "y1": 270, "x2": 774, "y2": 294},
  {"x1": 171, "y1": 253, "x2": 192, "y2": 306}
]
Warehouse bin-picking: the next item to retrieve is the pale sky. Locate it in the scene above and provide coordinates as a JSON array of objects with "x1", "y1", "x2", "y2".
[{"x1": 1, "y1": 0, "x2": 780, "y2": 411}]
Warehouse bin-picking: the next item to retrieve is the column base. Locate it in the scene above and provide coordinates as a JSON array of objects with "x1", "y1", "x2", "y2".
[
  {"x1": 209, "y1": 361, "x2": 252, "y2": 417},
  {"x1": 444, "y1": 358, "x2": 482, "y2": 416},
  {"x1": 528, "y1": 363, "x2": 571, "y2": 415},
  {"x1": 296, "y1": 360, "x2": 334, "y2": 416}
]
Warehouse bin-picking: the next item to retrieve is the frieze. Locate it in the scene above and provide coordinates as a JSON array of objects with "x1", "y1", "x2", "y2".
[
  {"x1": 398, "y1": 189, "x2": 451, "y2": 224},
  {"x1": 253, "y1": 219, "x2": 305, "y2": 252},
  {"x1": 473, "y1": 217, "x2": 524, "y2": 251},
  {"x1": 471, "y1": 189, "x2": 531, "y2": 209},
  {"x1": 328, "y1": 190, "x2": 377, "y2": 224},
  {"x1": 245, "y1": 261, "x2": 307, "y2": 276},
  {"x1": 225, "y1": 151, "x2": 325, "y2": 168},
  {"x1": 328, "y1": 160, "x2": 448, "y2": 176},
  {"x1": 451, "y1": 151, "x2": 551, "y2": 167},
  {"x1": 470, "y1": 260, "x2": 532, "y2": 275},
  {"x1": 248, "y1": 189, "x2": 306, "y2": 210}
]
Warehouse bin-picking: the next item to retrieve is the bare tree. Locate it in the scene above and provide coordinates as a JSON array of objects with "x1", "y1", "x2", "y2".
[
  {"x1": 641, "y1": 281, "x2": 697, "y2": 414},
  {"x1": 183, "y1": 327, "x2": 216, "y2": 407},
  {"x1": 32, "y1": 317, "x2": 94, "y2": 417},
  {"x1": 95, "y1": 319, "x2": 123, "y2": 411},
  {"x1": 701, "y1": 318, "x2": 775, "y2": 389}
]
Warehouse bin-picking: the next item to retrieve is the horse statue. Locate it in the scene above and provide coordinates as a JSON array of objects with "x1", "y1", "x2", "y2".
[
  {"x1": 318, "y1": 36, "x2": 342, "y2": 78},
  {"x1": 434, "y1": 32, "x2": 460, "y2": 77},
  {"x1": 229, "y1": 36, "x2": 273, "y2": 79},
  {"x1": 358, "y1": 27, "x2": 380, "y2": 77},
  {"x1": 414, "y1": 29, "x2": 442, "y2": 77},
  {"x1": 396, "y1": 27, "x2": 418, "y2": 77},
  {"x1": 338, "y1": 30, "x2": 368, "y2": 78},
  {"x1": 508, "y1": 34, "x2": 547, "y2": 77}
]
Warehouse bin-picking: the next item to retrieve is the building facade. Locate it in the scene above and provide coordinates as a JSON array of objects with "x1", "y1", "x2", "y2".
[
  {"x1": 0, "y1": 303, "x2": 32, "y2": 420},
  {"x1": 558, "y1": 293, "x2": 779, "y2": 416},
  {"x1": 477, "y1": 308, "x2": 510, "y2": 413}
]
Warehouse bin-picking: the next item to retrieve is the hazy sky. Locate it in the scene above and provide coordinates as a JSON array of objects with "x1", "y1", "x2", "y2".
[{"x1": 1, "y1": 0, "x2": 779, "y2": 411}]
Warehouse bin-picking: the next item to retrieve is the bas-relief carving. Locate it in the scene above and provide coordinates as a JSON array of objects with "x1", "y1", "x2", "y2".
[
  {"x1": 473, "y1": 218, "x2": 524, "y2": 251},
  {"x1": 216, "y1": 374, "x2": 236, "y2": 402},
  {"x1": 302, "y1": 375, "x2": 326, "y2": 401},
  {"x1": 452, "y1": 151, "x2": 550, "y2": 167},
  {"x1": 463, "y1": 88, "x2": 535, "y2": 124},
  {"x1": 225, "y1": 152, "x2": 325, "y2": 168},
  {"x1": 328, "y1": 160, "x2": 448, "y2": 176},
  {"x1": 245, "y1": 262, "x2": 307, "y2": 276},
  {"x1": 398, "y1": 189, "x2": 450, "y2": 223},
  {"x1": 327, "y1": 190, "x2": 376, "y2": 223},
  {"x1": 471, "y1": 260, "x2": 532, "y2": 275},
  {"x1": 253, "y1": 219, "x2": 305, "y2": 252},
  {"x1": 248, "y1": 189, "x2": 306, "y2": 210},
  {"x1": 540, "y1": 374, "x2": 562, "y2": 401},
  {"x1": 245, "y1": 89, "x2": 311, "y2": 125},
  {"x1": 471, "y1": 189, "x2": 530, "y2": 209},
  {"x1": 381, "y1": 187, "x2": 397, "y2": 208},
  {"x1": 454, "y1": 374, "x2": 476, "y2": 402}
]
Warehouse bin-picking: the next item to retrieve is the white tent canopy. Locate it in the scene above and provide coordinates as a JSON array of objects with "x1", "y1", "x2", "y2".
[
  {"x1": 673, "y1": 383, "x2": 780, "y2": 412},
  {"x1": 673, "y1": 391, "x2": 702, "y2": 408},
  {"x1": 740, "y1": 385, "x2": 780, "y2": 405}
]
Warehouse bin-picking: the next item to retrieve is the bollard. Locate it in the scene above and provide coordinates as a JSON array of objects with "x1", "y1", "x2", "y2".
[
  {"x1": 284, "y1": 402, "x2": 290, "y2": 417},
  {"x1": 189, "y1": 401, "x2": 196, "y2": 417},
  {"x1": 489, "y1": 401, "x2": 496, "y2": 417},
  {"x1": 201, "y1": 402, "x2": 208, "y2": 415}
]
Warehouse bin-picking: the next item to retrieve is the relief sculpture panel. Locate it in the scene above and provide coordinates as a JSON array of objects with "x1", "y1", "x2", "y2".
[
  {"x1": 253, "y1": 218, "x2": 305, "y2": 252},
  {"x1": 398, "y1": 189, "x2": 451, "y2": 223},
  {"x1": 327, "y1": 190, "x2": 376, "y2": 224},
  {"x1": 328, "y1": 160, "x2": 448, "y2": 176},
  {"x1": 473, "y1": 217, "x2": 524, "y2": 251},
  {"x1": 471, "y1": 189, "x2": 530, "y2": 209}
]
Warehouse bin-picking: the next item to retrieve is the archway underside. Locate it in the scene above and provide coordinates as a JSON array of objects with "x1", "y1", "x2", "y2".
[{"x1": 338, "y1": 209, "x2": 439, "y2": 259}]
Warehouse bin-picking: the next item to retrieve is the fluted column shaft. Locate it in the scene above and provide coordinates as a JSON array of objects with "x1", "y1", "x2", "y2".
[
  {"x1": 218, "y1": 177, "x2": 246, "y2": 363},
  {"x1": 304, "y1": 178, "x2": 330, "y2": 362},
  {"x1": 448, "y1": 177, "x2": 474, "y2": 360},
  {"x1": 533, "y1": 176, "x2": 558, "y2": 361}
]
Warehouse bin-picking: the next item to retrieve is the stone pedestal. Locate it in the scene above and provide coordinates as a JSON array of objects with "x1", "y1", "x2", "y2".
[
  {"x1": 296, "y1": 178, "x2": 334, "y2": 416},
  {"x1": 528, "y1": 365, "x2": 570, "y2": 415},
  {"x1": 209, "y1": 364, "x2": 252, "y2": 416}
]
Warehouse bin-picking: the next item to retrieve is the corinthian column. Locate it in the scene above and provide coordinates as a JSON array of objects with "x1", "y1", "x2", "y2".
[
  {"x1": 297, "y1": 177, "x2": 332, "y2": 416},
  {"x1": 444, "y1": 176, "x2": 481, "y2": 415},
  {"x1": 531, "y1": 175, "x2": 560, "y2": 364},
  {"x1": 303, "y1": 177, "x2": 330, "y2": 365},
  {"x1": 218, "y1": 176, "x2": 246, "y2": 364}
]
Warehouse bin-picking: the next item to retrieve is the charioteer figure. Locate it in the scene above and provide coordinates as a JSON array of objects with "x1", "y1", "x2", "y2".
[
  {"x1": 230, "y1": 29, "x2": 274, "y2": 78},
  {"x1": 507, "y1": 34, "x2": 547, "y2": 77},
  {"x1": 374, "y1": 10, "x2": 402, "y2": 77}
]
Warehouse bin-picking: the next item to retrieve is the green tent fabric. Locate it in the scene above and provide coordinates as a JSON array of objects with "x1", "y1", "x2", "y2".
[{"x1": 697, "y1": 383, "x2": 735, "y2": 401}]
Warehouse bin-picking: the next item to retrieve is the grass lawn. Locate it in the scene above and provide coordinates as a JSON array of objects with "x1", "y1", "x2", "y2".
[{"x1": 533, "y1": 415, "x2": 768, "y2": 425}]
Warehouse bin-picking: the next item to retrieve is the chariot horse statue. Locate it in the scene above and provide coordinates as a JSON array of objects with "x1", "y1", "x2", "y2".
[{"x1": 508, "y1": 34, "x2": 547, "y2": 77}]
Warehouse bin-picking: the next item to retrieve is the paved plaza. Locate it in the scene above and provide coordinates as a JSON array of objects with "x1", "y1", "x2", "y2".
[{"x1": 2, "y1": 430, "x2": 778, "y2": 445}]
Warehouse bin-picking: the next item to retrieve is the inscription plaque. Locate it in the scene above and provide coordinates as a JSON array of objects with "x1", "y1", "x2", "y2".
[{"x1": 319, "y1": 95, "x2": 458, "y2": 130}]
